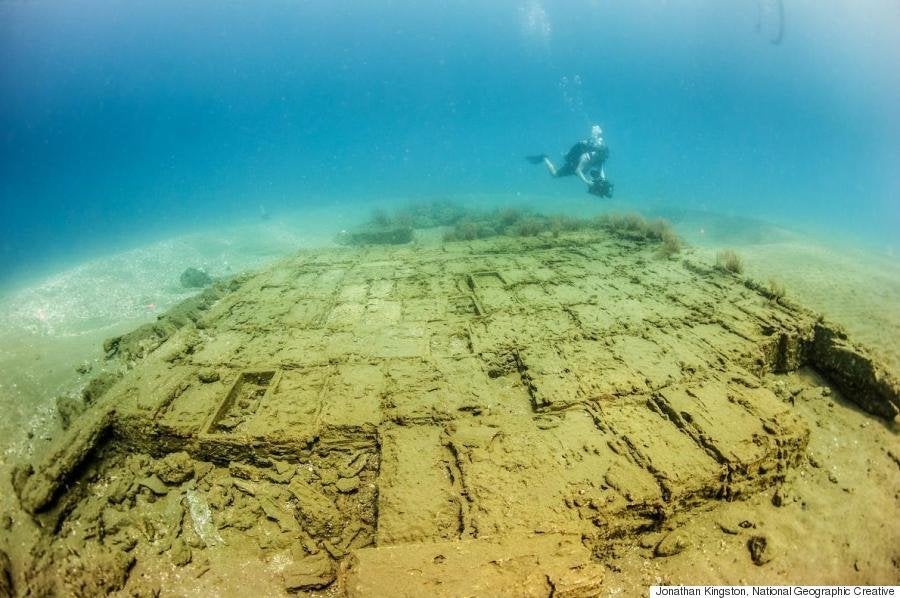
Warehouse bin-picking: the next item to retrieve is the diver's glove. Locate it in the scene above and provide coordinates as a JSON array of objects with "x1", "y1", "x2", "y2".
[{"x1": 526, "y1": 154, "x2": 548, "y2": 164}]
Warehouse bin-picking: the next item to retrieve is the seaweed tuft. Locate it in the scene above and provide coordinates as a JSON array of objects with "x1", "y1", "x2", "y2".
[
  {"x1": 716, "y1": 250, "x2": 744, "y2": 274},
  {"x1": 767, "y1": 278, "x2": 786, "y2": 302}
]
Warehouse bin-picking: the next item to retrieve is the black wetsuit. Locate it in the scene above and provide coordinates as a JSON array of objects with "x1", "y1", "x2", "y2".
[{"x1": 555, "y1": 141, "x2": 609, "y2": 178}]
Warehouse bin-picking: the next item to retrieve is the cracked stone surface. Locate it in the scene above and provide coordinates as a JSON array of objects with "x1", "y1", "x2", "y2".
[{"x1": 5, "y1": 229, "x2": 898, "y2": 596}]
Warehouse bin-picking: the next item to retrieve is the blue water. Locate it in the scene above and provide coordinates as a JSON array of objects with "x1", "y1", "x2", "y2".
[{"x1": 2, "y1": 0, "x2": 898, "y2": 285}]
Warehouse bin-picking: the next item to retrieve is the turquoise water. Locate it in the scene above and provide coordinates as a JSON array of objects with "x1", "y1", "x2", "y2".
[{"x1": 1, "y1": 0, "x2": 898, "y2": 285}]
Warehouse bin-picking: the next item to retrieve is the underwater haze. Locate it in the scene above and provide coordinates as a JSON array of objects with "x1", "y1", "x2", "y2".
[{"x1": 1, "y1": 0, "x2": 899, "y2": 285}]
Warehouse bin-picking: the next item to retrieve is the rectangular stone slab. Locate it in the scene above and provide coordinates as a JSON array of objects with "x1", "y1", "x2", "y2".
[
  {"x1": 318, "y1": 363, "x2": 384, "y2": 431},
  {"x1": 18, "y1": 408, "x2": 114, "y2": 514},
  {"x1": 444, "y1": 410, "x2": 660, "y2": 539},
  {"x1": 597, "y1": 398, "x2": 722, "y2": 500},
  {"x1": 650, "y1": 376, "x2": 808, "y2": 497},
  {"x1": 376, "y1": 426, "x2": 460, "y2": 545},
  {"x1": 245, "y1": 368, "x2": 326, "y2": 443}
]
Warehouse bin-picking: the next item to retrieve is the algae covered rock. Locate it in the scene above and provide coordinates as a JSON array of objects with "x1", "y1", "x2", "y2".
[
  {"x1": 56, "y1": 394, "x2": 86, "y2": 430},
  {"x1": 170, "y1": 538, "x2": 192, "y2": 567},
  {"x1": 654, "y1": 529, "x2": 691, "y2": 557},
  {"x1": 137, "y1": 475, "x2": 169, "y2": 496},
  {"x1": 282, "y1": 551, "x2": 335, "y2": 592},
  {"x1": 335, "y1": 476, "x2": 359, "y2": 494},
  {"x1": 82, "y1": 371, "x2": 122, "y2": 405},
  {"x1": 339, "y1": 224, "x2": 414, "y2": 246},
  {"x1": 288, "y1": 478, "x2": 342, "y2": 537},
  {"x1": 198, "y1": 368, "x2": 220, "y2": 383},
  {"x1": 179, "y1": 267, "x2": 213, "y2": 288},
  {"x1": 103, "y1": 278, "x2": 240, "y2": 361},
  {"x1": 46, "y1": 545, "x2": 135, "y2": 596},
  {"x1": 153, "y1": 452, "x2": 195, "y2": 485},
  {"x1": 747, "y1": 535, "x2": 775, "y2": 565}
]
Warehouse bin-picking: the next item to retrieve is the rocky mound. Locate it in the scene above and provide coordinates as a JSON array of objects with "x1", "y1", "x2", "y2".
[{"x1": 5, "y1": 220, "x2": 897, "y2": 595}]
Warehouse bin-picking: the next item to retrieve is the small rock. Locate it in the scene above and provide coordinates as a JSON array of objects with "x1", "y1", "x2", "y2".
[
  {"x1": 230, "y1": 462, "x2": 263, "y2": 481},
  {"x1": 223, "y1": 509, "x2": 257, "y2": 531},
  {"x1": 264, "y1": 469, "x2": 295, "y2": 484},
  {"x1": 264, "y1": 461, "x2": 296, "y2": 484},
  {"x1": 288, "y1": 478, "x2": 343, "y2": 537},
  {"x1": 56, "y1": 395, "x2": 86, "y2": 430},
  {"x1": 76, "y1": 361, "x2": 93, "y2": 374},
  {"x1": 154, "y1": 452, "x2": 195, "y2": 485},
  {"x1": 259, "y1": 496, "x2": 298, "y2": 533},
  {"x1": 639, "y1": 534, "x2": 660, "y2": 549},
  {"x1": 137, "y1": 475, "x2": 169, "y2": 496},
  {"x1": 747, "y1": 535, "x2": 774, "y2": 565},
  {"x1": 194, "y1": 461, "x2": 215, "y2": 481},
  {"x1": 107, "y1": 477, "x2": 131, "y2": 505},
  {"x1": 335, "y1": 476, "x2": 359, "y2": 494},
  {"x1": 184, "y1": 528, "x2": 206, "y2": 550},
  {"x1": 772, "y1": 488, "x2": 784, "y2": 507},
  {"x1": 339, "y1": 453, "x2": 368, "y2": 478},
  {"x1": 322, "y1": 540, "x2": 346, "y2": 559},
  {"x1": 198, "y1": 368, "x2": 220, "y2": 384},
  {"x1": 762, "y1": 421, "x2": 779, "y2": 435},
  {"x1": 62, "y1": 547, "x2": 134, "y2": 595},
  {"x1": 274, "y1": 460, "x2": 294, "y2": 476},
  {"x1": 171, "y1": 538, "x2": 192, "y2": 567},
  {"x1": 207, "y1": 485, "x2": 232, "y2": 510},
  {"x1": 654, "y1": 530, "x2": 690, "y2": 557},
  {"x1": 233, "y1": 479, "x2": 256, "y2": 496},
  {"x1": 319, "y1": 469, "x2": 338, "y2": 485},
  {"x1": 127, "y1": 454, "x2": 150, "y2": 476},
  {"x1": 717, "y1": 519, "x2": 740, "y2": 535},
  {"x1": 180, "y1": 267, "x2": 213, "y2": 288},
  {"x1": 282, "y1": 552, "x2": 335, "y2": 592},
  {"x1": 110, "y1": 531, "x2": 138, "y2": 553},
  {"x1": 81, "y1": 371, "x2": 122, "y2": 405}
]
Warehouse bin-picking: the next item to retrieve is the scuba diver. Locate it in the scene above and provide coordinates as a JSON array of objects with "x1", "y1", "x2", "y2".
[{"x1": 527, "y1": 125, "x2": 613, "y2": 198}]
